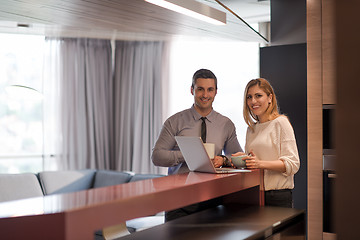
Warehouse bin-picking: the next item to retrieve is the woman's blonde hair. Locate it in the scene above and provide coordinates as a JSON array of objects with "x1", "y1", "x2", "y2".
[{"x1": 243, "y1": 78, "x2": 280, "y2": 130}]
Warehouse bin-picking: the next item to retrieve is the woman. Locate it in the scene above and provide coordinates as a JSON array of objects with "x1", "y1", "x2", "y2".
[{"x1": 234, "y1": 78, "x2": 300, "y2": 208}]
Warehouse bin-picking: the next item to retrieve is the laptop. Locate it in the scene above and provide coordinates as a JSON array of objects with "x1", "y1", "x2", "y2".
[{"x1": 175, "y1": 136, "x2": 251, "y2": 174}]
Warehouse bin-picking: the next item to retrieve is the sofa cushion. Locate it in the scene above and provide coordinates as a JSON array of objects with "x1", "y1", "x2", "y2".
[
  {"x1": 38, "y1": 169, "x2": 96, "y2": 195},
  {"x1": 129, "y1": 174, "x2": 164, "y2": 182},
  {"x1": 93, "y1": 170, "x2": 133, "y2": 188},
  {"x1": 0, "y1": 173, "x2": 44, "y2": 202}
]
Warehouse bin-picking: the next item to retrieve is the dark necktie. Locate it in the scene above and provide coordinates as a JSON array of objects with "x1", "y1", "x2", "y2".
[{"x1": 200, "y1": 117, "x2": 207, "y2": 143}]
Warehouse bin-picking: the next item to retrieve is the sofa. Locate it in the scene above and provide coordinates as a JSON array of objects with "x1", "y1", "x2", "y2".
[{"x1": 0, "y1": 169, "x2": 165, "y2": 239}]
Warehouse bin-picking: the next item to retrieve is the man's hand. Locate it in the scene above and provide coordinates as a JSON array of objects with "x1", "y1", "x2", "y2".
[{"x1": 212, "y1": 156, "x2": 224, "y2": 168}]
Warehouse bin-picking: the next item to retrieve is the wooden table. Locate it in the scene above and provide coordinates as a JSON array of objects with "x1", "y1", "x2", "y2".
[{"x1": 0, "y1": 170, "x2": 261, "y2": 240}]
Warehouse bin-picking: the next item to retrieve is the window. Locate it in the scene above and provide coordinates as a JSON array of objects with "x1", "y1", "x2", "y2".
[
  {"x1": 0, "y1": 33, "x2": 259, "y2": 173},
  {"x1": 0, "y1": 33, "x2": 46, "y2": 173}
]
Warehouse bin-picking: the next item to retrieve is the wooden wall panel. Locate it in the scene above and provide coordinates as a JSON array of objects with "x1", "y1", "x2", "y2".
[
  {"x1": 307, "y1": 0, "x2": 323, "y2": 239},
  {"x1": 322, "y1": 0, "x2": 336, "y2": 105},
  {"x1": 334, "y1": 1, "x2": 360, "y2": 239}
]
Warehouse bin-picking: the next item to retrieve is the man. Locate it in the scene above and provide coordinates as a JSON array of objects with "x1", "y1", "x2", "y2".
[{"x1": 152, "y1": 69, "x2": 243, "y2": 220}]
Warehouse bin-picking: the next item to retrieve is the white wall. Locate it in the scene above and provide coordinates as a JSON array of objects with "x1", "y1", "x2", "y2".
[{"x1": 167, "y1": 38, "x2": 259, "y2": 148}]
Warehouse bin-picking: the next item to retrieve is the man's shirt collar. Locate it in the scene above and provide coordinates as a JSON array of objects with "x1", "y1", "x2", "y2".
[{"x1": 190, "y1": 104, "x2": 214, "y2": 122}]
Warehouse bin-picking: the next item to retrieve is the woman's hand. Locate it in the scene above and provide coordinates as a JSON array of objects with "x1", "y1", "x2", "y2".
[
  {"x1": 244, "y1": 150, "x2": 286, "y2": 172},
  {"x1": 244, "y1": 150, "x2": 261, "y2": 169}
]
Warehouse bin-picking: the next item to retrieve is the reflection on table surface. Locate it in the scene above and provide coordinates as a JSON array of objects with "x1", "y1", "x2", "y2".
[{"x1": 0, "y1": 170, "x2": 259, "y2": 219}]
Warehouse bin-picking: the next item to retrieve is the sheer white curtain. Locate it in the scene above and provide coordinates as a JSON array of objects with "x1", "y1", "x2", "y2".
[
  {"x1": 114, "y1": 41, "x2": 169, "y2": 174},
  {"x1": 44, "y1": 38, "x2": 168, "y2": 173},
  {"x1": 43, "y1": 38, "x2": 61, "y2": 171},
  {"x1": 45, "y1": 38, "x2": 113, "y2": 170}
]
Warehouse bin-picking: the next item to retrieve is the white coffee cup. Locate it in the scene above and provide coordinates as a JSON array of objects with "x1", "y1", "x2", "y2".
[{"x1": 203, "y1": 143, "x2": 215, "y2": 159}]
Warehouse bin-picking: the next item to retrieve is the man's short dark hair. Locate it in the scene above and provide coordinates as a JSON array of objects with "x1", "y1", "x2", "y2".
[{"x1": 191, "y1": 69, "x2": 218, "y2": 89}]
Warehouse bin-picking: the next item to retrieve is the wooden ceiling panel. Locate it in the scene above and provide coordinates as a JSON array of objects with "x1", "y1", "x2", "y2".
[{"x1": 0, "y1": 0, "x2": 268, "y2": 42}]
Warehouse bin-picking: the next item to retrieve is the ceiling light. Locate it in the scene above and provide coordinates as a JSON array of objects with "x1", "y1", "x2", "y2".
[
  {"x1": 17, "y1": 23, "x2": 30, "y2": 28},
  {"x1": 145, "y1": 0, "x2": 226, "y2": 25}
]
